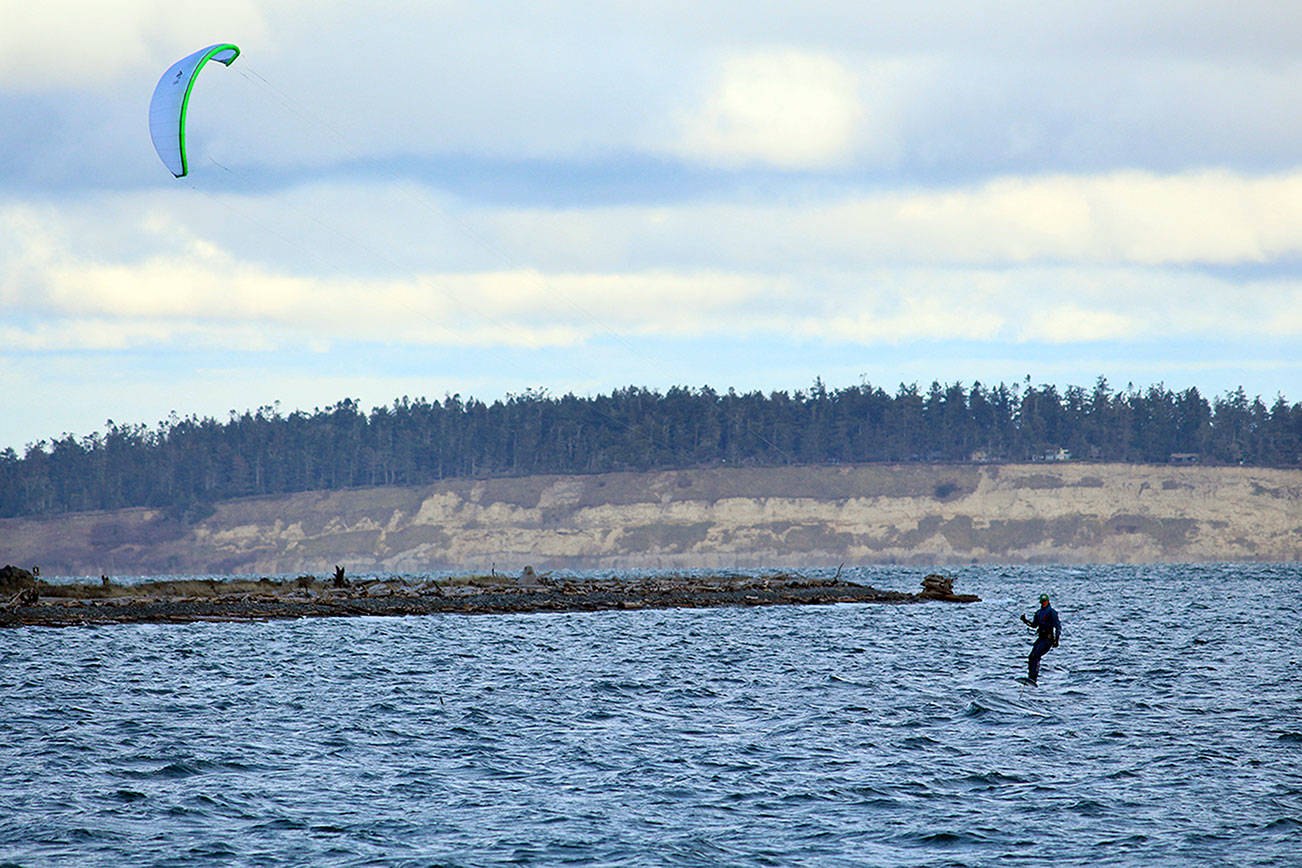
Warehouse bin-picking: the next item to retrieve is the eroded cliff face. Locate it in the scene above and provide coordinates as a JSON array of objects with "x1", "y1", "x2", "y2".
[{"x1": 3, "y1": 463, "x2": 1299, "y2": 575}]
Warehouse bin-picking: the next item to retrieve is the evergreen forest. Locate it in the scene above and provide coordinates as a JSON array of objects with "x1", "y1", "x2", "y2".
[{"x1": 2, "y1": 378, "x2": 1299, "y2": 520}]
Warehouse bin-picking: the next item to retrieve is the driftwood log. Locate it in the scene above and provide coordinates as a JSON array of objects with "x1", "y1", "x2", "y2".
[
  {"x1": 5, "y1": 587, "x2": 39, "y2": 609},
  {"x1": 919, "y1": 573, "x2": 980, "y2": 603}
]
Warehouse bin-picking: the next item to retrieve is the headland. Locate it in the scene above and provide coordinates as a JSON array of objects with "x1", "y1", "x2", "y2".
[{"x1": 1, "y1": 462, "x2": 1298, "y2": 574}]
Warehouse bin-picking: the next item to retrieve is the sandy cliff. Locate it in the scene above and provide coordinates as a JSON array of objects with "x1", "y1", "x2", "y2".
[{"x1": 2, "y1": 463, "x2": 1299, "y2": 575}]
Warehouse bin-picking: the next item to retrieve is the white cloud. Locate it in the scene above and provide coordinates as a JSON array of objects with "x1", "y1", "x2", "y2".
[
  {"x1": 30, "y1": 247, "x2": 776, "y2": 348},
  {"x1": 0, "y1": 0, "x2": 269, "y2": 90},
  {"x1": 5, "y1": 167, "x2": 1302, "y2": 364},
  {"x1": 488, "y1": 168, "x2": 1302, "y2": 270},
  {"x1": 843, "y1": 169, "x2": 1302, "y2": 266},
  {"x1": 0, "y1": 318, "x2": 275, "y2": 352},
  {"x1": 1015, "y1": 306, "x2": 1139, "y2": 343},
  {"x1": 771, "y1": 266, "x2": 1302, "y2": 345},
  {"x1": 14, "y1": 243, "x2": 1302, "y2": 352},
  {"x1": 675, "y1": 48, "x2": 867, "y2": 169},
  {"x1": 801, "y1": 296, "x2": 1006, "y2": 344},
  {"x1": 3, "y1": 3, "x2": 1300, "y2": 187}
]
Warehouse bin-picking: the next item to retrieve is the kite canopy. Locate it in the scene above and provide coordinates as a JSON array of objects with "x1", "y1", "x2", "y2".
[{"x1": 148, "y1": 43, "x2": 241, "y2": 178}]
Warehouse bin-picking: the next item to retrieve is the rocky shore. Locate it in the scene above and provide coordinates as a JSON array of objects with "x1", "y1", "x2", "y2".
[{"x1": 0, "y1": 566, "x2": 977, "y2": 629}]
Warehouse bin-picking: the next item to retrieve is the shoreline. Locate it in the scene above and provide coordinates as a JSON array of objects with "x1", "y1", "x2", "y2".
[{"x1": 0, "y1": 572, "x2": 978, "y2": 629}]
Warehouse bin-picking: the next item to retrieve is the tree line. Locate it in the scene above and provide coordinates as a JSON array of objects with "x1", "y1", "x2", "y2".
[{"x1": 2, "y1": 377, "x2": 1299, "y2": 519}]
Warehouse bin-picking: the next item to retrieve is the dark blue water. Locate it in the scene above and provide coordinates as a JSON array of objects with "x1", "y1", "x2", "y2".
[{"x1": 3, "y1": 564, "x2": 1300, "y2": 866}]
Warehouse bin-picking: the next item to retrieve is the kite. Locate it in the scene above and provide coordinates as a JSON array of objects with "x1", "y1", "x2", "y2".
[{"x1": 148, "y1": 44, "x2": 241, "y2": 178}]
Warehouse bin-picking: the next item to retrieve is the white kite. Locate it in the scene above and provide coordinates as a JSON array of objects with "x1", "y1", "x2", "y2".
[{"x1": 148, "y1": 44, "x2": 241, "y2": 178}]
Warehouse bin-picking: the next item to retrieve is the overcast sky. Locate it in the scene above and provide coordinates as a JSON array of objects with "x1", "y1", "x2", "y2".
[{"x1": 2, "y1": 1, "x2": 1300, "y2": 452}]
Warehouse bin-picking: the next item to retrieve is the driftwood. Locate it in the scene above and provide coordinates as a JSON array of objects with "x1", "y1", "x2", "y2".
[
  {"x1": 5, "y1": 587, "x2": 39, "y2": 609},
  {"x1": 918, "y1": 573, "x2": 980, "y2": 603}
]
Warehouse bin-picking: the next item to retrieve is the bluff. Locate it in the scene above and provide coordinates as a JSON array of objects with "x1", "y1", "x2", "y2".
[{"x1": 1, "y1": 462, "x2": 1298, "y2": 575}]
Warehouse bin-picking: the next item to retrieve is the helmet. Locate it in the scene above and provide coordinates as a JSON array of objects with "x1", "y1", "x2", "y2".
[{"x1": 1038, "y1": 593, "x2": 1050, "y2": 602}]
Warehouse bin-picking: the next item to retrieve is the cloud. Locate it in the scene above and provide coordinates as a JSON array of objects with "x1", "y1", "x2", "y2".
[
  {"x1": 487, "y1": 168, "x2": 1302, "y2": 271},
  {"x1": 774, "y1": 266, "x2": 1302, "y2": 346},
  {"x1": 800, "y1": 296, "x2": 1007, "y2": 344},
  {"x1": 876, "y1": 170, "x2": 1302, "y2": 266},
  {"x1": 0, "y1": 0, "x2": 269, "y2": 91},
  {"x1": 30, "y1": 248, "x2": 776, "y2": 348},
  {"x1": 3, "y1": 3, "x2": 1300, "y2": 193},
  {"x1": 675, "y1": 49, "x2": 868, "y2": 169},
  {"x1": 1015, "y1": 306, "x2": 1139, "y2": 344},
  {"x1": 13, "y1": 238, "x2": 1302, "y2": 353},
  {"x1": 0, "y1": 318, "x2": 266, "y2": 352},
  {"x1": 5, "y1": 165, "x2": 1302, "y2": 361}
]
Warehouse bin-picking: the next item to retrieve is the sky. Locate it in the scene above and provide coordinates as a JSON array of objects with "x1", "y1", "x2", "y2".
[{"x1": 2, "y1": 1, "x2": 1300, "y2": 452}]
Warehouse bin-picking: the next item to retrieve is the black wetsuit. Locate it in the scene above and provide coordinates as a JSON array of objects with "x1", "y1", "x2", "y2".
[{"x1": 1026, "y1": 605, "x2": 1061, "y2": 682}]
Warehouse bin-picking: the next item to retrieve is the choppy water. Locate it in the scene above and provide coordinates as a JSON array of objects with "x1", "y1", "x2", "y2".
[{"x1": 2, "y1": 564, "x2": 1300, "y2": 867}]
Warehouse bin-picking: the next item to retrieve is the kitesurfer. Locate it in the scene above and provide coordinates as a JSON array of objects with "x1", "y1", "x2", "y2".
[{"x1": 1020, "y1": 593, "x2": 1061, "y2": 683}]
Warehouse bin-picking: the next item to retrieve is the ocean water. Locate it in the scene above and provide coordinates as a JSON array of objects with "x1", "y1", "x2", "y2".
[{"x1": 2, "y1": 563, "x2": 1299, "y2": 867}]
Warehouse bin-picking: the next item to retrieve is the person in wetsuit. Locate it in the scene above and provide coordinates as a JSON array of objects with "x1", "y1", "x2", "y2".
[{"x1": 1020, "y1": 593, "x2": 1061, "y2": 683}]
